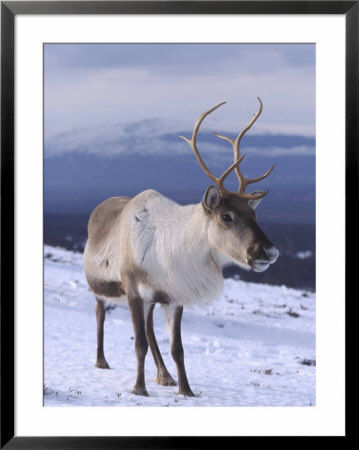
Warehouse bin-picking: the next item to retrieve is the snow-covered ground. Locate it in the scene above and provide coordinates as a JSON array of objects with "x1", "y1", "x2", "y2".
[{"x1": 44, "y1": 245, "x2": 315, "y2": 407}]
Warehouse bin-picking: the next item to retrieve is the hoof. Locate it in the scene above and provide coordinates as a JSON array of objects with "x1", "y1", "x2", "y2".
[
  {"x1": 131, "y1": 386, "x2": 149, "y2": 397},
  {"x1": 155, "y1": 372, "x2": 177, "y2": 387},
  {"x1": 178, "y1": 388, "x2": 195, "y2": 397},
  {"x1": 95, "y1": 359, "x2": 110, "y2": 369}
]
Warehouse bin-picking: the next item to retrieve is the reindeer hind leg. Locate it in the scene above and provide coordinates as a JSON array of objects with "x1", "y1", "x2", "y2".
[
  {"x1": 146, "y1": 303, "x2": 176, "y2": 386},
  {"x1": 94, "y1": 297, "x2": 110, "y2": 369},
  {"x1": 163, "y1": 304, "x2": 195, "y2": 397}
]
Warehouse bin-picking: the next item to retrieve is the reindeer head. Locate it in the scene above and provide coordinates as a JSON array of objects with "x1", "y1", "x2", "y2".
[{"x1": 180, "y1": 99, "x2": 279, "y2": 272}]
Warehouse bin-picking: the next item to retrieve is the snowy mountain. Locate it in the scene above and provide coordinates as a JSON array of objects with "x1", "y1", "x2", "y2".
[
  {"x1": 44, "y1": 246, "x2": 316, "y2": 407},
  {"x1": 44, "y1": 119, "x2": 315, "y2": 223},
  {"x1": 45, "y1": 118, "x2": 315, "y2": 158}
]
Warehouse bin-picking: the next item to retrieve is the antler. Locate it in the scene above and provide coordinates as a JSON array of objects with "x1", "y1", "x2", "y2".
[
  {"x1": 180, "y1": 99, "x2": 274, "y2": 200},
  {"x1": 213, "y1": 98, "x2": 275, "y2": 200},
  {"x1": 179, "y1": 103, "x2": 246, "y2": 197}
]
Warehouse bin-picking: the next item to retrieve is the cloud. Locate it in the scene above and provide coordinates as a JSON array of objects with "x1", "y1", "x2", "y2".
[
  {"x1": 45, "y1": 43, "x2": 315, "y2": 72},
  {"x1": 44, "y1": 43, "x2": 315, "y2": 139}
]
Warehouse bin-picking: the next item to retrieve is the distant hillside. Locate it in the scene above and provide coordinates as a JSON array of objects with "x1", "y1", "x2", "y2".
[{"x1": 44, "y1": 151, "x2": 315, "y2": 224}]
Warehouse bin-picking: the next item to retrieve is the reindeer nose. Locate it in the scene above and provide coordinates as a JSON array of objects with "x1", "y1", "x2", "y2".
[
  {"x1": 247, "y1": 244, "x2": 279, "y2": 272},
  {"x1": 264, "y1": 246, "x2": 279, "y2": 263}
]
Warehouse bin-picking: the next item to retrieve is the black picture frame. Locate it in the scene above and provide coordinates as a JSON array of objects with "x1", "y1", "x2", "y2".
[{"x1": 1, "y1": 1, "x2": 355, "y2": 447}]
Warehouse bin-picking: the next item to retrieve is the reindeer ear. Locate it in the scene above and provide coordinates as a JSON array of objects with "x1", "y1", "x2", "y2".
[
  {"x1": 202, "y1": 185, "x2": 220, "y2": 212},
  {"x1": 247, "y1": 190, "x2": 265, "y2": 209}
]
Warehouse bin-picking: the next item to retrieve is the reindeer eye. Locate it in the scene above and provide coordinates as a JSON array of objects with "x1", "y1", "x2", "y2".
[{"x1": 221, "y1": 214, "x2": 233, "y2": 223}]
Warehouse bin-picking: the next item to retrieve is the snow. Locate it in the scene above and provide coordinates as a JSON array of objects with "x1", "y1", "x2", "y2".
[
  {"x1": 296, "y1": 250, "x2": 313, "y2": 260},
  {"x1": 44, "y1": 245, "x2": 315, "y2": 407}
]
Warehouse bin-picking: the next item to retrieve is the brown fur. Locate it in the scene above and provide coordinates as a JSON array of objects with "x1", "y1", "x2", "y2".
[
  {"x1": 87, "y1": 196, "x2": 130, "y2": 253},
  {"x1": 89, "y1": 279, "x2": 126, "y2": 298}
]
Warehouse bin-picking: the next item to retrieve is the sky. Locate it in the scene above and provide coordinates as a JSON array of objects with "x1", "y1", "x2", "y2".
[{"x1": 44, "y1": 43, "x2": 316, "y2": 141}]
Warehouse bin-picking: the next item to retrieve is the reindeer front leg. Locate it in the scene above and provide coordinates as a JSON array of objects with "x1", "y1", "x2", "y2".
[
  {"x1": 163, "y1": 304, "x2": 195, "y2": 397},
  {"x1": 128, "y1": 294, "x2": 149, "y2": 396}
]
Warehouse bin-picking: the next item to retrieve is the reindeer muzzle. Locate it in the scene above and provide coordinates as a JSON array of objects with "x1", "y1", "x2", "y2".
[{"x1": 250, "y1": 246, "x2": 279, "y2": 272}]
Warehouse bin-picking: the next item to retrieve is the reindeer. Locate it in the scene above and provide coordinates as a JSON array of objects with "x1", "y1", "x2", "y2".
[{"x1": 83, "y1": 99, "x2": 279, "y2": 397}]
